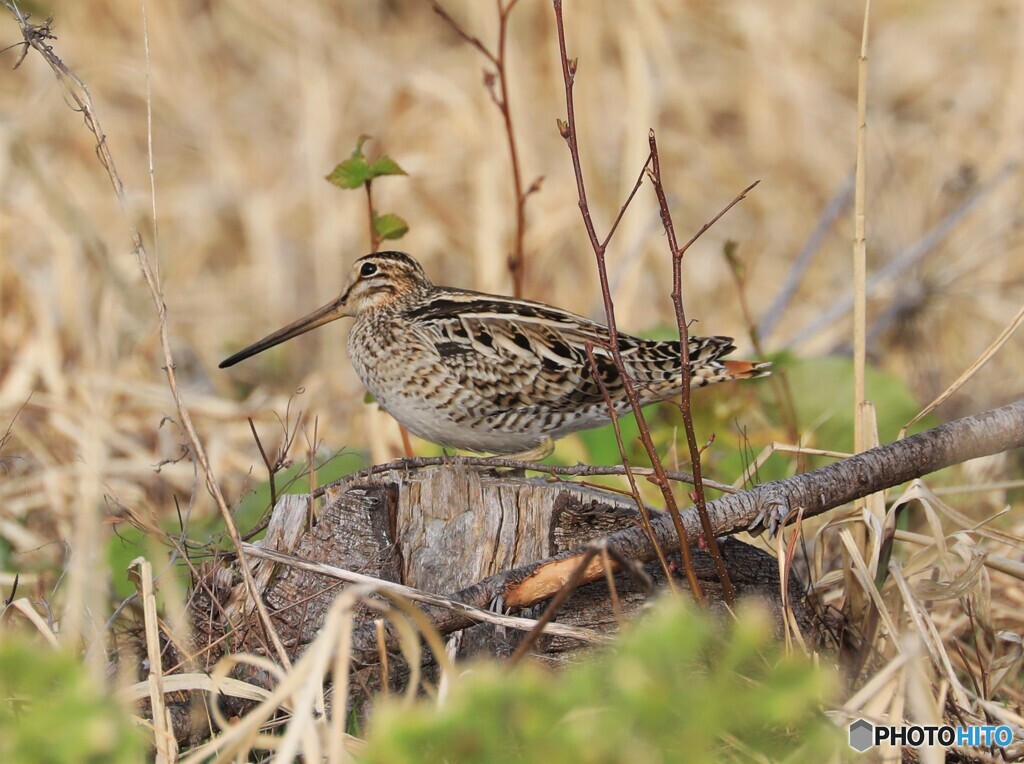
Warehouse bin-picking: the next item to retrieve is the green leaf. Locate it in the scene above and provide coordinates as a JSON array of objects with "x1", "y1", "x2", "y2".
[
  {"x1": 326, "y1": 156, "x2": 369, "y2": 189},
  {"x1": 368, "y1": 155, "x2": 407, "y2": 179},
  {"x1": 373, "y1": 212, "x2": 409, "y2": 241},
  {"x1": 575, "y1": 416, "x2": 641, "y2": 465}
]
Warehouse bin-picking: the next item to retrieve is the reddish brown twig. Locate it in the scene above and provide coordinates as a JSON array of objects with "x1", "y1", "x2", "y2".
[
  {"x1": 552, "y1": 0, "x2": 705, "y2": 604},
  {"x1": 507, "y1": 545, "x2": 600, "y2": 666},
  {"x1": 584, "y1": 343, "x2": 675, "y2": 587},
  {"x1": 428, "y1": 0, "x2": 538, "y2": 297},
  {"x1": 506, "y1": 539, "x2": 651, "y2": 666},
  {"x1": 647, "y1": 131, "x2": 759, "y2": 606}
]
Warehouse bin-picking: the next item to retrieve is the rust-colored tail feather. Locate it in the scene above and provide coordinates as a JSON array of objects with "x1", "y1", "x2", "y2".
[{"x1": 722, "y1": 359, "x2": 772, "y2": 379}]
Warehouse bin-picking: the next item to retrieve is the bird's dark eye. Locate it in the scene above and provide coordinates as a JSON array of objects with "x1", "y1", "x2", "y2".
[{"x1": 360, "y1": 262, "x2": 378, "y2": 278}]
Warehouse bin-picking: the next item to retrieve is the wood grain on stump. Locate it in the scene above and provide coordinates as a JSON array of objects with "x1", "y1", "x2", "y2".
[{"x1": 182, "y1": 463, "x2": 810, "y2": 736}]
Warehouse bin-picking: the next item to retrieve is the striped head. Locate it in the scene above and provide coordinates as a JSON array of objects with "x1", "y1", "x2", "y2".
[
  {"x1": 340, "y1": 251, "x2": 434, "y2": 315},
  {"x1": 219, "y1": 251, "x2": 433, "y2": 368}
]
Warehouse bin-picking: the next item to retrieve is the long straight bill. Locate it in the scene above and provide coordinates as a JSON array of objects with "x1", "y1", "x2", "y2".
[{"x1": 219, "y1": 298, "x2": 347, "y2": 368}]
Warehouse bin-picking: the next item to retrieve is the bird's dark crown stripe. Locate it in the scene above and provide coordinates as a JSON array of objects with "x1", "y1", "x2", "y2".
[{"x1": 361, "y1": 251, "x2": 419, "y2": 265}]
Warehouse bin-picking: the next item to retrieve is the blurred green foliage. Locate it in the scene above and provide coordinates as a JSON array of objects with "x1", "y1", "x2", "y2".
[
  {"x1": 574, "y1": 415, "x2": 642, "y2": 466},
  {"x1": 783, "y1": 356, "x2": 927, "y2": 445},
  {"x1": 0, "y1": 639, "x2": 143, "y2": 763},
  {"x1": 361, "y1": 599, "x2": 839, "y2": 763}
]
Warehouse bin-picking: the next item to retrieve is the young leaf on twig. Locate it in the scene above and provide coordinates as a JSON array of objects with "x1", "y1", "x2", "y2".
[{"x1": 326, "y1": 135, "x2": 410, "y2": 254}]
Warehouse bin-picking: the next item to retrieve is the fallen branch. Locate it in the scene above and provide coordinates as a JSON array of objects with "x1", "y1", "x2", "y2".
[{"x1": 239, "y1": 543, "x2": 608, "y2": 645}]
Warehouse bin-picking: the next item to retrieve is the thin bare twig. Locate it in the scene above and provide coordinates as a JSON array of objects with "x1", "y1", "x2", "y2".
[
  {"x1": 552, "y1": 0, "x2": 705, "y2": 603},
  {"x1": 584, "y1": 343, "x2": 676, "y2": 587},
  {"x1": 721, "y1": 239, "x2": 802, "y2": 460},
  {"x1": 428, "y1": 0, "x2": 536, "y2": 297},
  {"x1": 600, "y1": 543, "x2": 623, "y2": 625},
  {"x1": 648, "y1": 130, "x2": 758, "y2": 606},
  {"x1": 507, "y1": 545, "x2": 600, "y2": 666},
  {"x1": 313, "y1": 455, "x2": 737, "y2": 498},
  {"x1": 0, "y1": 394, "x2": 30, "y2": 459},
  {"x1": 248, "y1": 418, "x2": 278, "y2": 509}
]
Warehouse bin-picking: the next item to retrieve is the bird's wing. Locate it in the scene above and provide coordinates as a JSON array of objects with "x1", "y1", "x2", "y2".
[
  {"x1": 402, "y1": 290, "x2": 744, "y2": 414},
  {"x1": 403, "y1": 292, "x2": 627, "y2": 412}
]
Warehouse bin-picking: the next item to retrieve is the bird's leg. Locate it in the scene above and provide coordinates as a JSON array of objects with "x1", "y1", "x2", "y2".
[
  {"x1": 398, "y1": 423, "x2": 415, "y2": 458},
  {"x1": 500, "y1": 437, "x2": 555, "y2": 463}
]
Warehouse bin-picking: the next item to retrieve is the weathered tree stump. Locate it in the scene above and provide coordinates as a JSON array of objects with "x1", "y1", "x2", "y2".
[{"x1": 188, "y1": 465, "x2": 809, "y2": 689}]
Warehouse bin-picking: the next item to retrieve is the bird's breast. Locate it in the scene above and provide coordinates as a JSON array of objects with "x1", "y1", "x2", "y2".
[{"x1": 347, "y1": 314, "x2": 440, "y2": 403}]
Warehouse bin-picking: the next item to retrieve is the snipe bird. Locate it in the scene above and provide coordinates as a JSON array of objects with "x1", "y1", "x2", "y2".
[{"x1": 220, "y1": 252, "x2": 769, "y2": 459}]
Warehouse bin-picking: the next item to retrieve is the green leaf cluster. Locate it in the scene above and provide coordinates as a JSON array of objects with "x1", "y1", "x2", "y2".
[
  {"x1": 326, "y1": 135, "x2": 407, "y2": 190},
  {"x1": 361, "y1": 600, "x2": 838, "y2": 763},
  {"x1": 0, "y1": 639, "x2": 143, "y2": 763},
  {"x1": 326, "y1": 136, "x2": 410, "y2": 243}
]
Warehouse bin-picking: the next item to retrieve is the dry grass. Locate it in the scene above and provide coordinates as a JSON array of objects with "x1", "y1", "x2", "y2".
[{"x1": 1, "y1": 0, "x2": 1023, "y2": 759}]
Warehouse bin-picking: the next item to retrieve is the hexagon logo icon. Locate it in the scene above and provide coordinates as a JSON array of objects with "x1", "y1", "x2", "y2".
[{"x1": 849, "y1": 718, "x2": 874, "y2": 752}]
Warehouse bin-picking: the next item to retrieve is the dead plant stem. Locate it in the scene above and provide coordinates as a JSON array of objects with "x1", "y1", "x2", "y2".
[{"x1": 3, "y1": 1, "x2": 292, "y2": 669}]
